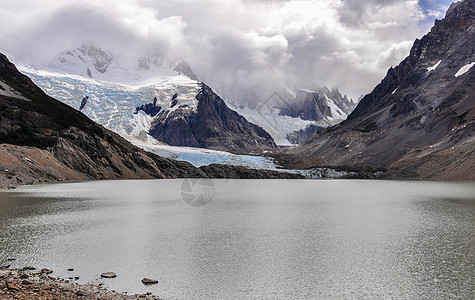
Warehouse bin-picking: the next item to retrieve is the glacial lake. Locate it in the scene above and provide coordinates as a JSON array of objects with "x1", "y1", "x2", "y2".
[{"x1": 0, "y1": 179, "x2": 474, "y2": 299}]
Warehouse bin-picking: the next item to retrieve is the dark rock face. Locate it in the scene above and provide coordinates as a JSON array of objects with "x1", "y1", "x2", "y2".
[
  {"x1": 279, "y1": 87, "x2": 356, "y2": 121},
  {"x1": 0, "y1": 53, "x2": 45, "y2": 96},
  {"x1": 135, "y1": 97, "x2": 161, "y2": 117},
  {"x1": 79, "y1": 96, "x2": 89, "y2": 111},
  {"x1": 296, "y1": 0, "x2": 475, "y2": 180},
  {"x1": 149, "y1": 83, "x2": 277, "y2": 153}
]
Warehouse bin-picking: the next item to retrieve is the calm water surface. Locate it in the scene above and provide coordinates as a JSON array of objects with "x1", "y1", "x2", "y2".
[{"x1": 0, "y1": 180, "x2": 474, "y2": 299}]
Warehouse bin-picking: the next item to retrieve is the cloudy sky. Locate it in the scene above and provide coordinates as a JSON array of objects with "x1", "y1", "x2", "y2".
[{"x1": 0, "y1": 0, "x2": 454, "y2": 102}]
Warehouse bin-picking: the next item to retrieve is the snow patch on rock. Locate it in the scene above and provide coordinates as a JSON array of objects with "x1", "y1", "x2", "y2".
[
  {"x1": 454, "y1": 62, "x2": 475, "y2": 77},
  {"x1": 427, "y1": 60, "x2": 441, "y2": 72}
]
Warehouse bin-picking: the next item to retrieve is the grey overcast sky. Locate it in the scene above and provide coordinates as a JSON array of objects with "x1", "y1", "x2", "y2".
[{"x1": 0, "y1": 0, "x2": 455, "y2": 101}]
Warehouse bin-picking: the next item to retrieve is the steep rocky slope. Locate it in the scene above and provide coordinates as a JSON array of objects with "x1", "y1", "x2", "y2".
[
  {"x1": 295, "y1": 0, "x2": 475, "y2": 180},
  {"x1": 0, "y1": 53, "x2": 302, "y2": 188},
  {"x1": 149, "y1": 83, "x2": 277, "y2": 152}
]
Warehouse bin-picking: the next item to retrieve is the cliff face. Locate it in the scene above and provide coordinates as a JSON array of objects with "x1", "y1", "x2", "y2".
[
  {"x1": 149, "y1": 83, "x2": 277, "y2": 153},
  {"x1": 279, "y1": 87, "x2": 356, "y2": 122},
  {"x1": 0, "y1": 53, "x2": 302, "y2": 188},
  {"x1": 296, "y1": 0, "x2": 475, "y2": 180}
]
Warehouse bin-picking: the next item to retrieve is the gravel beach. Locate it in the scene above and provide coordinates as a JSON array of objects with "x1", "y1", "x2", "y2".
[{"x1": 0, "y1": 269, "x2": 161, "y2": 300}]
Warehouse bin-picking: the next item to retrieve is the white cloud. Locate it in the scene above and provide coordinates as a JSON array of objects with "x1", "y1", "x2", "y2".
[{"x1": 0, "y1": 0, "x2": 452, "y2": 102}]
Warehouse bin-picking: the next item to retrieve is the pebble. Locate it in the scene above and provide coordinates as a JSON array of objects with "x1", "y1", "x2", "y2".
[
  {"x1": 6, "y1": 281, "x2": 21, "y2": 291},
  {"x1": 41, "y1": 268, "x2": 53, "y2": 274},
  {"x1": 76, "y1": 291, "x2": 85, "y2": 296},
  {"x1": 141, "y1": 278, "x2": 158, "y2": 284},
  {"x1": 101, "y1": 272, "x2": 117, "y2": 278},
  {"x1": 68, "y1": 268, "x2": 74, "y2": 271}
]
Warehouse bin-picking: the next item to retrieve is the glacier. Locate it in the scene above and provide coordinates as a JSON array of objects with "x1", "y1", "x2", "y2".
[{"x1": 18, "y1": 65, "x2": 286, "y2": 171}]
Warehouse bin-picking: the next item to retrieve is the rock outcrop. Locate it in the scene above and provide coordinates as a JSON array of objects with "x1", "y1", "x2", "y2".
[{"x1": 149, "y1": 83, "x2": 277, "y2": 153}]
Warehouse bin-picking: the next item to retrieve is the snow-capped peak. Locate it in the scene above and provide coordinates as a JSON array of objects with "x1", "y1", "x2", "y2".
[{"x1": 47, "y1": 43, "x2": 197, "y2": 86}]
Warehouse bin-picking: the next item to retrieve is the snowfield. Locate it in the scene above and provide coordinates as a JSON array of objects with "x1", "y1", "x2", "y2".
[{"x1": 231, "y1": 106, "x2": 316, "y2": 146}]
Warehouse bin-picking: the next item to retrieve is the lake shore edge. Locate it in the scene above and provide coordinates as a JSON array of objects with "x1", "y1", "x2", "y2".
[{"x1": 0, "y1": 268, "x2": 161, "y2": 300}]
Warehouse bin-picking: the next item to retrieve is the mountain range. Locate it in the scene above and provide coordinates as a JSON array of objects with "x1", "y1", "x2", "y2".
[
  {"x1": 1, "y1": 0, "x2": 473, "y2": 184},
  {"x1": 0, "y1": 53, "x2": 303, "y2": 188},
  {"x1": 19, "y1": 44, "x2": 356, "y2": 149},
  {"x1": 19, "y1": 44, "x2": 277, "y2": 153}
]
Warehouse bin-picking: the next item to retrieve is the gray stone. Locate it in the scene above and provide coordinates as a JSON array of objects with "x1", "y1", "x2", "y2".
[
  {"x1": 141, "y1": 278, "x2": 158, "y2": 284},
  {"x1": 101, "y1": 272, "x2": 117, "y2": 278}
]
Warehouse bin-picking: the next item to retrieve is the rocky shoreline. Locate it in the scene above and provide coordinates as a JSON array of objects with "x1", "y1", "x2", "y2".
[{"x1": 0, "y1": 268, "x2": 161, "y2": 300}]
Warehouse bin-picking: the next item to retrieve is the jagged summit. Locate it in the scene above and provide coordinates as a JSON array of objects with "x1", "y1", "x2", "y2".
[
  {"x1": 295, "y1": 0, "x2": 475, "y2": 180},
  {"x1": 148, "y1": 83, "x2": 277, "y2": 153},
  {"x1": 49, "y1": 43, "x2": 197, "y2": 84},
  {"x1": 59, "y1": 43, "x2": 113, "y2": 75},
  {"x1": 279, "y1": 86, "x2": 356, "y2": 122},
  {"x1": 233, "y1": 85, "x2": 356, "y2": 146}
]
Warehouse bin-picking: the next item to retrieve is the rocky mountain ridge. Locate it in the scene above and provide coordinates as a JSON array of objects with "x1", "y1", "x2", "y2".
[
  {"x1": 294, "y1": 0, "x2": 475, "y2": 180},
  {"x1": 148, "y1": 83, "x2": 277, "y2": 153}
]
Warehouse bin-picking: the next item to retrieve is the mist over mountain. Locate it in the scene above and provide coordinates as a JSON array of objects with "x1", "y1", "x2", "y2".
[
  {"x1": 232, "y1": 85, "x2": 356, "y2": 146},
  {"x1": 0, "y1": 0, "x2": 454, "y2": 106},
  {"x1": 19, "y1": 44, "x2": 277, "y2": 153},
  {"x1": 295, "y1": 0, "x2": 475, "y2": 180},
  {"x1": 47, "y1": 43, "x2": 197, "y2": 84}
]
